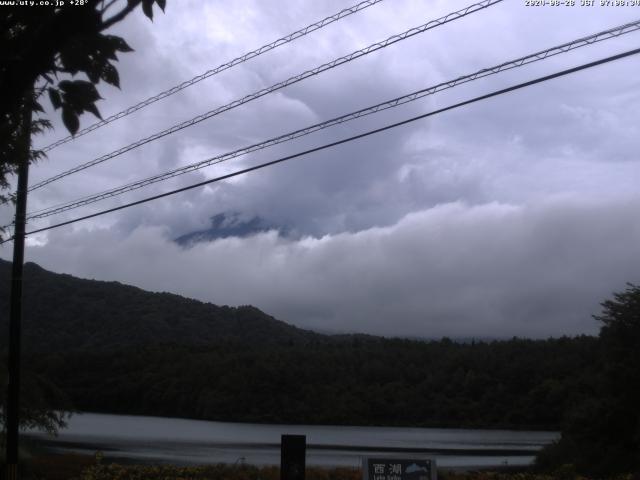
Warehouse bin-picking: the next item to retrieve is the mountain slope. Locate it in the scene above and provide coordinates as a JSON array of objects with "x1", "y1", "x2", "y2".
[
  {"x1": 175, "y1": 212, "x2": 288, "y2": 246},
  {"x1": 0, "y1": 259, "x2": 318, "y2": 352}
]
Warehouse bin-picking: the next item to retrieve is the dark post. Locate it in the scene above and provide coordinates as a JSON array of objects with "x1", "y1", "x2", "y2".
[
  {"x1": 280, "y1": 434, "x2": 306, "y2": 480},
  {"x1": 5, "y1": 98, "x2": 32, "y2": 480}
]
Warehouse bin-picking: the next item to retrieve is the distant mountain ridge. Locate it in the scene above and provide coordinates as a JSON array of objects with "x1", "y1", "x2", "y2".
[
  {"x1": 0, "y1": 259, "x2": 318, "y2": 353},
  {"x1": 175, "y1": 212, "x2": 288, "y2": 246}
]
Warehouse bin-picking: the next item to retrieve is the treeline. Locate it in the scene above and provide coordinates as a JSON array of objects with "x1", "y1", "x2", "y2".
[{"x1": 27, "y1": 335, "x2": 598, "y2": 430}]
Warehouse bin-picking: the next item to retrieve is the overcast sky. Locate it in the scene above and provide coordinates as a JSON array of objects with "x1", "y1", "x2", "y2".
[{"x1": 2, "y1": 0, "x2": 640, "y2": 338}]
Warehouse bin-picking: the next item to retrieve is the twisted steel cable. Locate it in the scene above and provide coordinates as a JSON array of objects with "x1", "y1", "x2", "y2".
[
  {"x1": 2, "y1": 46, "x2": 636, "y2": 243},
  {"x1": 25, "y1": 19, "x2": 640, "y2": 221},
  {"x1": 29, "y1": 0, "x2": 504, "y2": 192},
  {"x1": 40, "y1": 0, "x2": 386, "y2": 153}
]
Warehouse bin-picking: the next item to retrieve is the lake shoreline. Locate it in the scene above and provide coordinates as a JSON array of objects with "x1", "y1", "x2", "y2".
[
  {"x1": 68, "y1": 408, "x2": 560, "y2": 433},
  {"x1": 27, "y1": 434, "x2": 541, "y2": 459},
  {"x1": 23, "y1": 412, "x2": 556, "y2": 469}
]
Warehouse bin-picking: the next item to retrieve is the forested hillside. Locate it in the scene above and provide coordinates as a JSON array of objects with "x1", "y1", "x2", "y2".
[
  {"x1": 0, "y1": 259, "x2": 317, "y2": 351},
  {"x1": 24, "y1": 336, "x2": 598, "y2": 430}
]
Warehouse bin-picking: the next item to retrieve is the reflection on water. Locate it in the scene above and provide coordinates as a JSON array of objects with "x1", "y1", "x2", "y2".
[{"x1": 27, "y1": 413, "x2": 558, "y2": 468}]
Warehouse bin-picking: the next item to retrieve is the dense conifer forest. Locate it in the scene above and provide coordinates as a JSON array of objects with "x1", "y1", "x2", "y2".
[{"x1": 27, "y1": 336, "x2": 598, "y2": 430}]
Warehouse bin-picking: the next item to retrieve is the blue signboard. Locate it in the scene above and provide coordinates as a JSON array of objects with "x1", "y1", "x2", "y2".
[{"x1": 363, "y1": 457, "x2": 436, "y2": 480}]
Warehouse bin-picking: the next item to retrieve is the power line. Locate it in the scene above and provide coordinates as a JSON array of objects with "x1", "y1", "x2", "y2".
[
  {"x1": 24, "y1": 19, "x2": 640, "y2": 221},
  {"x1": 40, "y1": 0, "x2": 386, "y2": 153},
  {"x1": 28, "y1": 0, "x2": 503, "y2": 192},
  {"x1": 6, "y1": 46, "x2": 637, "y2": 244}
]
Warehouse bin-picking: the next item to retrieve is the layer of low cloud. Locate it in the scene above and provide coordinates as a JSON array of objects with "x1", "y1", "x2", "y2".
[{"x1": 18, "y1": 196, "x2": 640, "y2": 339}]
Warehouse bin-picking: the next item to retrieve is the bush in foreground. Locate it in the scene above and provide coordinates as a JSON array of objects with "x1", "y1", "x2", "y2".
[
  {"x1": 71, "y1": 463, "x2": 639, "y2": 480},
  {"x1": 73, "y1": 464, "x2": 360, "y2": 480},
  {"x1": 536, "y1": 284, "x2": 640, "y2": 476}
]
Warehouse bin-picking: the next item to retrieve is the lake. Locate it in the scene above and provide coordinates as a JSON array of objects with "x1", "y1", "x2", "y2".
[{"x1": 26, "y1": 413, "x2": 558, "y2": 468}]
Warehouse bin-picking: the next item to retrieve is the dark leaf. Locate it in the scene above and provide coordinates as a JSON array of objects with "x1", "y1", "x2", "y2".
[
  {"x1": 61, "y1": 106, "x2": 79, "y2": 135},
  {"x1": 85, "y1": 62, "x2": 101, "y2": 83},
  {"x1": 57, "y1": 80, "x2": 74, "y2": 93},
  {"x1": 142, "y1": 0, "x2": 154, "y2": 20},
  {"x1": 103, "y1": 46, "x2": 118, "y2": 61},
  {"x1": 105, "y1": 35, "x2": 134, "y2": 53},
  {"x1": 29, "y1": 149, "x2": 47, "y2": 163},
  {"x1": 101, "y1": 63, "x2": 120, "y2": 88},
  {"x1": 32, "y1": 100, "x2": 45, "y2": 114},
  {"x1": 82, "y1": 82, "x2": 103, "y2": 103},
  {"x1": 59, "y1": 80, "x2": 102, "y2": 103},
  {"x1": 84, "y1": 102, "x2": 102, "y2": 120},
  {"x1": 93, "y1": 33, "x2": 118, "y2": 60},
  {"x1": 156, "y1": 0, "x2": 166, "y2": 11},
  {"x1": 31, "y1": 119, "x2": 53, "y2": 135},
  {"x1": 59, "y1": 40, "x2": 88, "y2": 75},
  {"x1": 107, "y1": 51, "x2": 119, "y2": 62},
  {"x1": 48, "y1": 88, "x2": 62, "y2": 109}
]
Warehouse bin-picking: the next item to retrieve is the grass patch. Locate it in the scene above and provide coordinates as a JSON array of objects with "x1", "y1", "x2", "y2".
[{"x1": 11, "y1": 454, "x2": 638, "y2": 480}]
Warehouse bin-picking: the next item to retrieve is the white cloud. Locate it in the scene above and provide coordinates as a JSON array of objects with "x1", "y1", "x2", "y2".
[{"x1": 11, "y1": 196, "x2": 640, "y2": 339}]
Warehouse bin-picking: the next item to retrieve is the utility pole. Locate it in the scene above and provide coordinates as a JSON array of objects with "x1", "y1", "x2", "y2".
[{"x1": 5, "y1": 96, "x2": 32, "y2": 480}]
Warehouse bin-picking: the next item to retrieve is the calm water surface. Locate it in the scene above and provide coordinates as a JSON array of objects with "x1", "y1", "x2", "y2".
[{"x1": 27, "y1": 413, "x2": 558, "y2": 468}]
